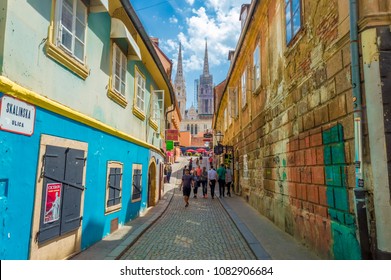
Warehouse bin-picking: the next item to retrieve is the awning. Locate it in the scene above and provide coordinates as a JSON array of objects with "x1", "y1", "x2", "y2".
[
  {"x1": 110, "y1": 18, "x2": 142, "y2": 61},
  {"x1": 90, "y1": 0, "x2": 109, "y2": 13}
]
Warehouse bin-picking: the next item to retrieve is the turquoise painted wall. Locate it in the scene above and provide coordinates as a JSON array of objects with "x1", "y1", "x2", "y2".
[
  {"x1": 323, "y1": 124, "x2": 361, "y2": 259},
  {"x1": 0, "y1": 92, "x2": 150, "y2": 259}
]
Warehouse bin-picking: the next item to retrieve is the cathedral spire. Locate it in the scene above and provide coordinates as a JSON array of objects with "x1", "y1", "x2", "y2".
[
  {"x1": 203, "y1": 39, "x2": 209, "y2": 76},
  {"x1": 175, "y1": 42, "x2": 184, "y2": 84}
]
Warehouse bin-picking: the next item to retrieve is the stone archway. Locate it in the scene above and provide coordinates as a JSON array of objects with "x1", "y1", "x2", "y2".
[{"x1": 148, "y1": 160, "x2": 157, "y2": 207}]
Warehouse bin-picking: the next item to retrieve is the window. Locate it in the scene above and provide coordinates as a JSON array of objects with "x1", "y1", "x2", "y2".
[
  {"x1": 253, "y1": 43, "x2": 261, "y2": 91},
  {"x1": 132, "y1": 164, "x2": 142, "y2": 201},
  {"x1": 285, "y1": 0, "x2": 301, "y2": 44},
  {"x1": 150, "y1": 90, "x2": 164, "y2": 131},
  {"x1": 241, "y1": 69, "x2": 247, "y2": 108},
  {"x1": 105, "y1": 162, "x2": 123, "y2": 213},
  {"x1": 224, "y1": 108, "x2": 228, "y2": 131},
  {"x1": 112, "y1": 43, "x2": 127, "y2": 96},
  {"x1": 228, "y1": 94, "x2": 232, "y2": 126},
  {"x1": 229, "y1": 87, "x2": 239, "y2": 118},
  {"x1": 133, "y1": 66, "x2": 146, "y2": 120},
  {"x1": 46, "y1": 0, "x2": 89, "y2": 79},
  {"x1": 57, "y1": 0, "x2": 87, "y2": 63},
  {"x1": 136, "y1": 71, "x2": 145, "y2": 111}
]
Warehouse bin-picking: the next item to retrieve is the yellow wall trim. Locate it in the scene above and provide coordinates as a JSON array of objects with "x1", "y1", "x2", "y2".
[
  {"x1": 149, "y1": 118, "x2": 158, "y2": 131},
  {"x1": 107, "y1": 88, "x2": 128, "y2": 108},
  {"x1": 132, "y1": 105, "x2": 146, "y2": 121},
  {"x1": 0, "y1": 76, "x2": 164, "y2": 156}
]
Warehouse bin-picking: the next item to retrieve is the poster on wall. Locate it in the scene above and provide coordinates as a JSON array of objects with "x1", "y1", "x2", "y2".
[{"x1": 44, "y1": 183, "x2": 62, "y2": 224}]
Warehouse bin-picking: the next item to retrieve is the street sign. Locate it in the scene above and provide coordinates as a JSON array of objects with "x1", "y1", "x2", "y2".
[
  {"x1": 166, "y1": 129, "x2": 179, "y2": 141},
  {"x1": 0, "y1": 95, "x2": 36, "y2": 136},
  {"x1": 166, "y1": 140, "x2": 174, "y2": 151},
  {"x1": 203, "y1": 133, "x2": 213, "y2": 138}
]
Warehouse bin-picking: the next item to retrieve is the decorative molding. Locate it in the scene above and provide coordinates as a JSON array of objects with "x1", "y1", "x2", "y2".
[
  {"x1": 132, "y1": 105, "x2": 146, "y2": 121},
  {"x1": 149, "y1": 118, "x2": 158, "y2": 131}
]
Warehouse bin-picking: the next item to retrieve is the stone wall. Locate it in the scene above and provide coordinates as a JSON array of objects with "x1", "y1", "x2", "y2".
[{"x1": 225, "y1": 0, "x2": 365, "y2": 259}]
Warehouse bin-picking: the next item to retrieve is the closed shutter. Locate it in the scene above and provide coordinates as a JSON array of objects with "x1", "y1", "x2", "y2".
[
  {"x1": 38, "y1": 145, "x2": 85, "y2": 243},
  {"x1": 60, "y1": 148, "x2": 85, "y2": 235},
  {"x1": 107, "y1": 168, "x2": 122, "y2": 207},
  {"x1": 38, "y1": 146, "x2": 65, "y2": 243},
  {"x1": 132, "y1": 169, "x2": 142, "y2": 200}
]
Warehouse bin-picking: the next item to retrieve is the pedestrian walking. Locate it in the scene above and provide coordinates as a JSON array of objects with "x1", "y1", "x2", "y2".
[
  {"x1": 200, "y1": 166, "x2": 208, "y2": 198},
  {"x1": 208, "y1": 166, "x2": 218, "y2": 199},
  {"x1": 193, "y1": 165, "x2": 202, "y2": 198},
  {"x1": 189, "y1": 158, "x2": 193, "y2": 171},
  {"x1": 166, "y1": 163, "x2": 172, "y2": 183},
  {"x1": 180, "y1": 168, "x2": 194, "y2": 207},
  {"x1": 225, "y1": 165, "x2": 233, "y2": 197},
  {"x1": 217, "y1": 163, "x2": 226, "y2": 197},
  {"x1": 209, "y1": 155, "x2": 213, "y2": 167}
]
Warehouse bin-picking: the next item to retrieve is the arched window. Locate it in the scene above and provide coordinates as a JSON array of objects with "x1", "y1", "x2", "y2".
[{"x1": 195, "y1": 124, "x2": 198, "y2": 135}]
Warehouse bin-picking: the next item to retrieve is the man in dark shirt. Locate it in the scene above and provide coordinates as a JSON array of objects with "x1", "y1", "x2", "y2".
[{"x1": 180, "y1": 168, "x2": 194, "y2": 207}]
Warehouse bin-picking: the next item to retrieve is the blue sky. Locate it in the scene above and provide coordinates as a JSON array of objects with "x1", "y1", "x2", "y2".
[{"x1": 130, "y1": 0, "x2": 249, "y2": 109}]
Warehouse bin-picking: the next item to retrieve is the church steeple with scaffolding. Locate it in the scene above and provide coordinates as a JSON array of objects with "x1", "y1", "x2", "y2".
[{"x1": 174, "y1": 43, "x2": 186, "y2": 119}]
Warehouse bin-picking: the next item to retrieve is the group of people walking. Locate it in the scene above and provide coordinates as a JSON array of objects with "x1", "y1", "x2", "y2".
[{"x1": 180, "y1": 157, "x2": 233, "y2": 207}]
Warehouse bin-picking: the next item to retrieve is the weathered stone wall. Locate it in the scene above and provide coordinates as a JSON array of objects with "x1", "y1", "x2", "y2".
[{"x1": 225, "y1": 0, "x2": 366, "y2": 259}]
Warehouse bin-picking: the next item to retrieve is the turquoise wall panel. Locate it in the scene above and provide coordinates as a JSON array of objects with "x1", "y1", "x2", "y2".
[{"x1": 323, "y1": 124, "x2": 361, "y2": 259}]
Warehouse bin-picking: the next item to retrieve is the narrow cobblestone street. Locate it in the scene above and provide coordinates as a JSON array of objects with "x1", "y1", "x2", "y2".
[{"x1": 119, "y1": 187, "x2": 256, "y2": 260}]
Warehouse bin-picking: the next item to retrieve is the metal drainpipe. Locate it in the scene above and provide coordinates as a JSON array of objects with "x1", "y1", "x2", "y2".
[{"x1": 349, "y1": 0, "x2": 372, "y2": 259}]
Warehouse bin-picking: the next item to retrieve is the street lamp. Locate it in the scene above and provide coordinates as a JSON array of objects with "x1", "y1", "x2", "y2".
[{"x1": 215, "y1": 131, "x2": 224, "y2": 144}]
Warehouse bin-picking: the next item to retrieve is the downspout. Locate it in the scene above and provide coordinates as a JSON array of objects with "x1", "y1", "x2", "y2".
[{"x1": 349, "y1": 0, "x2": 372, "y2": 259}]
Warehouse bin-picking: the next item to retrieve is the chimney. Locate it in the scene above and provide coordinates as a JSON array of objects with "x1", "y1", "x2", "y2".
[{"x1": 150, "y1": 37, "x2": 159, "y2": 46}]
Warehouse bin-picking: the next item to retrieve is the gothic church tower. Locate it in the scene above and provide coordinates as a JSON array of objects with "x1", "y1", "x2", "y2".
[
  {"x1": 174, "y1": 43, "x2": 186, "y2": 119},
  {"x1": 198, "y1": 40, "x2": 213, "y2": 116}
]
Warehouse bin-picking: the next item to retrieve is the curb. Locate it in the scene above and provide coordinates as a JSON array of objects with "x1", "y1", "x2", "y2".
[
  {"x1": 218, "y1": 197, "x2": 272, "y2": 260},
  {"x1": 112, "y1": 188, "x2": 176, "y2": 260}
]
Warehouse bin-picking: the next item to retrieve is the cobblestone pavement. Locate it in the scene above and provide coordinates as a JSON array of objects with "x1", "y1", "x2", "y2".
[{"x1": 119, "y1": 187, "x2": 256, "y2": 260}]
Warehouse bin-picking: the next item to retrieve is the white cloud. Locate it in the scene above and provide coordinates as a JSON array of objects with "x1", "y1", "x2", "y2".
[
  {"x1": 185, "y1": 0, "x2": 195, "y2": 5},
  {"x1": 169, "y1": 16, "x2": 178, "y2": 24},
  {"x1": 177, "y1": 2, "x2": 246, "y2": 72}
]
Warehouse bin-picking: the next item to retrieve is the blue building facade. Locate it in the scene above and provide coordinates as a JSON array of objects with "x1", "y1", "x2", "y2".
[{"x1": 0, "y1": 0, "x2": 174, "y2": 259}]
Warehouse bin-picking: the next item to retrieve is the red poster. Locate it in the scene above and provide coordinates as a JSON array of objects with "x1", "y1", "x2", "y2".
[{"x1": 44, "y1": 183, "x2": 62, "y2": 224}]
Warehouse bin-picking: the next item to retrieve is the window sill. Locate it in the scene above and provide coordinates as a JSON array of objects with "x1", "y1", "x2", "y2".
[
  {"x1": 133, "y1": 105, "x2": 146, "y2": 121},
  {"x1": 149, "y1": 118, "x2": 158, "y2": 131},
  {"x1": 131, "y1": 197, "x2": 141, "y2": 203},
  {"x1": 252, "y1": 85, "x2": 262, "y2": 96},
  {"x1": 105, "y1": 205, "x2": 122, "y2": 215},
  {"x1": 46, "y1": 41, "x2": 89, "y2": 80},
  {"x1": 107, "y1": 88, "x2": 128, "y2": 108},
  {"x1": 284, "y1": 27, "x2": 306, "y2": 56}
]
